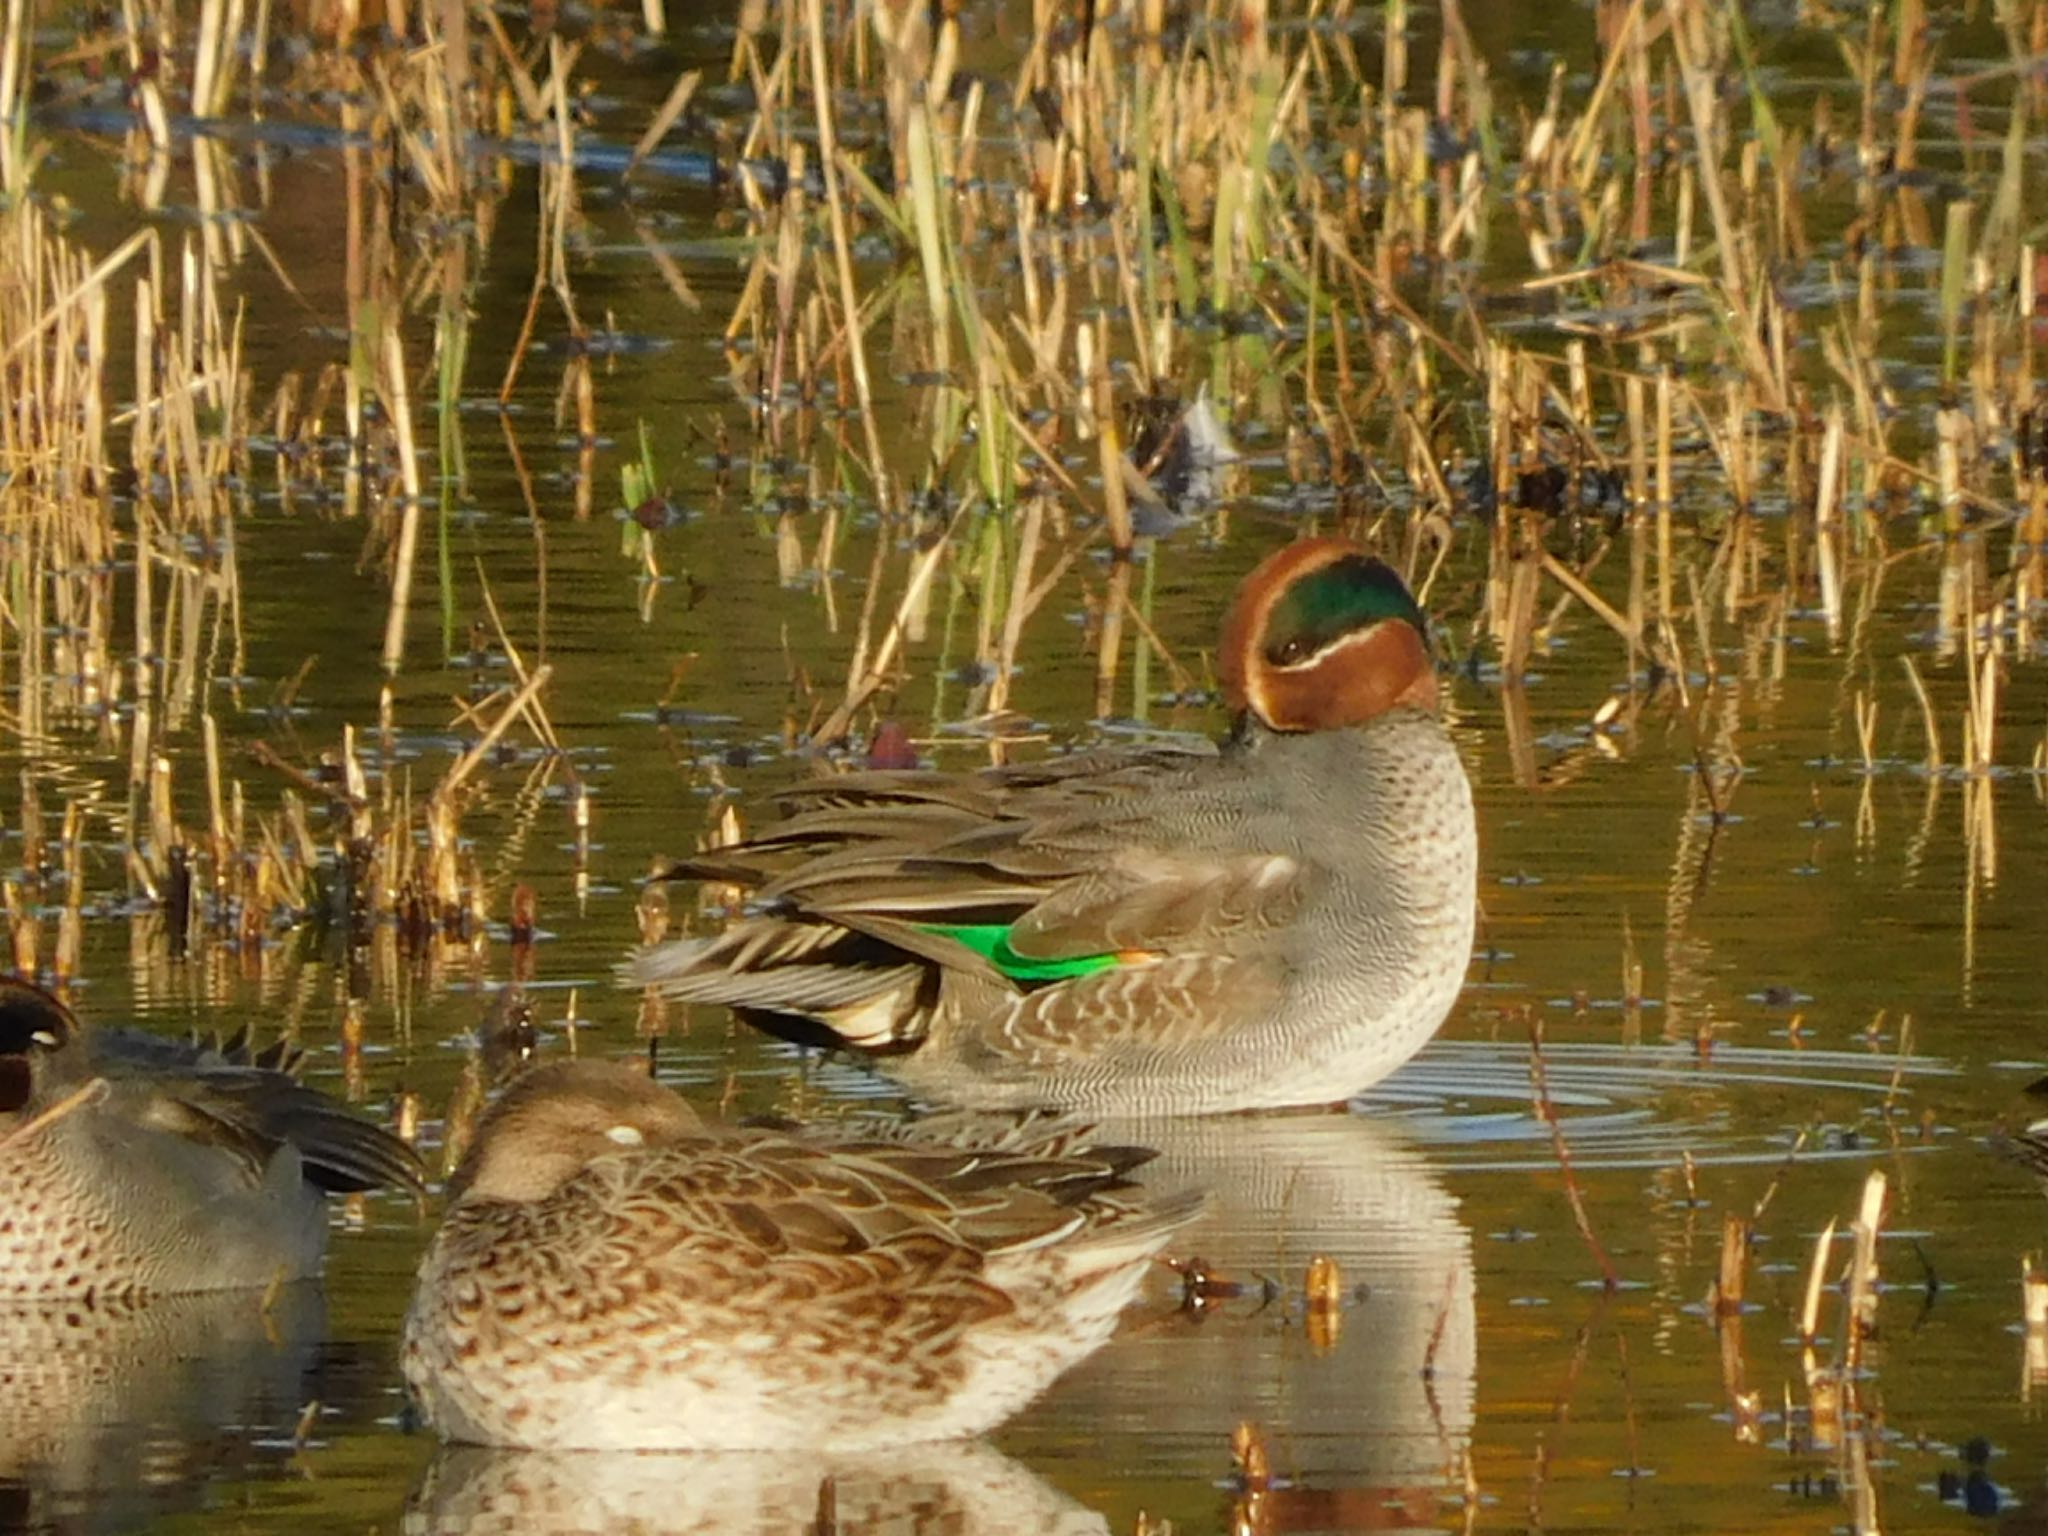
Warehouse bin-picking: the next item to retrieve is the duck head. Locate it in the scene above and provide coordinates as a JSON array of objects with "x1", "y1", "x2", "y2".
[
  {"x1": 0, "y1": 977, "x2": 76, "y2": 1114},
  {"x1": 1217, "y1": 538, "x2": 1436, "y2": 732},
  {"x1": 450, "y1": 1059, "x2": 700, "y2": 1205}
]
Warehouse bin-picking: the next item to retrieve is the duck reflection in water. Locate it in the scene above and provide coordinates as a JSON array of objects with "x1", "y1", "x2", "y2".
[
  {"x1": 405, "y1": 1439, "x2": 1111, "y2": 1536},
  {"x1": 1013, "y1": 1108, "x2": 1475, "y2": 1534},
  {"x1": 0, "y1": 1286, "x2": 335, "y2": 1535}
]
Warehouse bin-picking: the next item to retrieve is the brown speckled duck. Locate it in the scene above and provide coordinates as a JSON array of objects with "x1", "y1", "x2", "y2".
[
  {"x1": 400, "y1": 1060, "x2": 1200, "y2": 1451},
  {"x1": 627, "y1": 537, "x2": 1477, "y2": 1114}
]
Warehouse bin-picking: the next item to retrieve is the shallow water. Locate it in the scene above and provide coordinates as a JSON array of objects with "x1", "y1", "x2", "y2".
[{"x1": 8, "y1": 0, "x2": 2048, "y2": 1532}]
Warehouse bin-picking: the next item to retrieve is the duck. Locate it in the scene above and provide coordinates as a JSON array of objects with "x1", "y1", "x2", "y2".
[
  {"x1": 625, "y1": 536, "x2": 1477, "y2": 1115},
  {"x1": 0, "y1": 976, "x2": 424, "y2": 1298},
  {"x1": 400, "y1": 1058, "x2": 1201, "y2": 1452}
]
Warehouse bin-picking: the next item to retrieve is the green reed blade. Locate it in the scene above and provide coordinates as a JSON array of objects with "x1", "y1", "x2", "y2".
[{"x1": 1725, "y1": 4, "x2": 1783, "y2": 172}]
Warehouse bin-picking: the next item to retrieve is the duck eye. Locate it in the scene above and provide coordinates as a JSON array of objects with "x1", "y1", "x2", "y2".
[{"x1": 1267, "y1": 637, "x2": 1308, "y2": 667}]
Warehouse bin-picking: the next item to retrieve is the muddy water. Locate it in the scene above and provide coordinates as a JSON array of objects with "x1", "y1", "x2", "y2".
[{"x1": 9, "y1": 5, "x2": 2048, "y2": 1534}]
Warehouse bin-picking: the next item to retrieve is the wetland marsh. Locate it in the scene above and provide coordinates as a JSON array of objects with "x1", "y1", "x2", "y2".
[{"x1": 4, "y1": 0, "x2": 2048, "y2": 1530}]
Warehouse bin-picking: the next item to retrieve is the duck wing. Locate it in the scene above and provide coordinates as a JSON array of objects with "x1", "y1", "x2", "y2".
[
  {"x1": 592, "y1": 1119, "x2": 1193, "y2": 1276},
  {"x1": 671, "y1": 747, "x2": 1218, "y2": 897},
  {"x1": 627, "y1": 748, "x2": 1299, "y2": 1046},
  {"x1": 89, "y1": 1029, "x2": 425, "y2": 1196}
]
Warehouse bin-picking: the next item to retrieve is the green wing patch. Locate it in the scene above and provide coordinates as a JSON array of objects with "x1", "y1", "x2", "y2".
[{"x1": 922, "y1": 923, "x2": 1120, "y2": 984}]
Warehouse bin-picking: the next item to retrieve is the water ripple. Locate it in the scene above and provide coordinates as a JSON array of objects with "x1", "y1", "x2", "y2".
[{"x1": 1369, "y1": 1038, "x2": 1952, "y2": 1170}]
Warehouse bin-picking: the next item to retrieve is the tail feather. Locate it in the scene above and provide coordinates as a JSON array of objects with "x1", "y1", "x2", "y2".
[
  {"x1": 283, "y1": 1103, "x2": 429, "y2": 1195},
  {"x1": 623, "y1": 934, "x2": 929, "y2": 1051},
  {"x1": 1045, "y1": 1186, "x2": 1208, "y2": 1271},
  {"x1": 96, "y1": 1026, "x2": 424, "y2": 1196}
]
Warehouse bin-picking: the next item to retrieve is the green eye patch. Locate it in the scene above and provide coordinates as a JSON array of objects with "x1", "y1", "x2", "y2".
[{"x1": 1262, "y1": 555, "x2": 1424, "y2": 668}]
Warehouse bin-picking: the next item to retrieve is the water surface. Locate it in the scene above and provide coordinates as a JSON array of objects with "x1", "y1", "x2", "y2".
[{"x1": 6, "y1": 2, "x2": 2048, "y2": 1532}]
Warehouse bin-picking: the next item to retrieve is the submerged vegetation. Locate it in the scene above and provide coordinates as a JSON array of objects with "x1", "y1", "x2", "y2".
[{"x1": 2, "y1": 0, "x2": 2048, "y2": 1528}]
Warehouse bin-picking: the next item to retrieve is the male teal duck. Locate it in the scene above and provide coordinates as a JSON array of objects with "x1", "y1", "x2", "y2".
[
  {"x1": 626, "y1": 537, "x2": 1478, "y2": 1115},
  {"x1": 400, "y1": 1059, "x2": 1200, "y2": 1451},
  {"x1": 0, "y1": 977, "x2": 423, "y2": 1298}
]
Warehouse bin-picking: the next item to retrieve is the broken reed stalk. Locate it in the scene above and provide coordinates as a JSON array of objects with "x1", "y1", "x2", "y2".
[
  {"x1": 1664, "y1": 0, "x2": 1780, "y2": 408},
  {"x1": 1853, "y1": 688, "x2": 1878, "y2": 773},
  {"x1": 437, "y1": 664, "x2": 555, "y2": 800},
  {"x1": 2025, "y1": 1255, "x2": 2048, "y2": 1394},
  {"x1": 1964, "y1": 642, "x2": 2000, "y2": 776},
  {"x1": 1899, "y1": 656, "x2": 1943, "y2": 769},
  {"x1": 816, "y1": 522, "x2": 958, "y2": 747},
  {"x1": 379, "y1": 325, "x2": 424, "y2": 674},
  {"x1": 800, "y1": 0, "x2": 887, "y2": 496},
  {"x1": 1843, "y1": 1169, "x2": 1887, "y2": 1369},
  {"x1": 1881, "y1": 1015, "x2": 1914, "y2": 1115},
  {"x1": 0, "y1": 0, "x2": 25, "y2": 195},
  {"x1": 473, "y1": 562, "x2": 566, "y2": 756},
  {"x1": 1304, "y1": 1253, "x2": 1342, "y2": 1353},
  {"x1": 1528, "y1": 1018, "x2": 1620, "y2": 1292},
  {"x1": 1800, "y1": 1214, "x2": 1838, "y2": 1345},
  {"x1": 1814, "y1": 404, "x2": 1845, "y2": 642},
  {"x1": 987, "y1": 494, "x2": 1047, "y2": 718},
  {"x1": 1710, "y1": 1212, "x2": 1748, "y2": 1317},
  {"x1": 625, "y1": 69, "x2": 702, "y2": 180}
]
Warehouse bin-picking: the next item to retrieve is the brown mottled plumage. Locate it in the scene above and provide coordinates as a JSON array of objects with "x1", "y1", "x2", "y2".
[
  {"x1": 401, "y1": 1061, "x2": 1201, "y2": 1451},
  {"x1": 0, "y1": 977, "x2": 423, "y2": 1298},
  {"x1": 626, "y1": 538, "x2": 1477, "y2": 1114}
]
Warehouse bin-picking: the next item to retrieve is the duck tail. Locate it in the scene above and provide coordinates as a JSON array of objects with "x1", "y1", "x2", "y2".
[
  {"x1": 1053, "y1": 1187, "x2": 1208, "y2": 1275},
  {"x1": 1021, "y1": 1187, "x2": 1207, "y2": 1329},
  {"x1": 620, "y1": 932, "x2": 932, "y2": 1054},
  {"x1": 618, "y1": 934, "x2": 717, "y2": 991}
]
